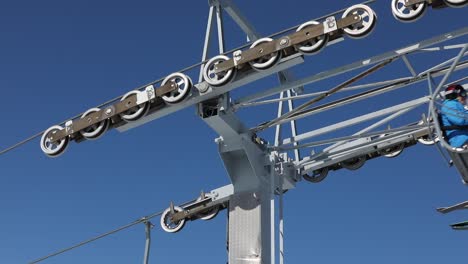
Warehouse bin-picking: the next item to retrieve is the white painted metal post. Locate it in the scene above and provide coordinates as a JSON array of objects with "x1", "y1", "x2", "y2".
[
  {"x1": 198, "y1": 6, "x2": 216, "y2": 83},
  {"x1": 275, "y1": 71, "x2": 303, "y2": 264},
  {"x1": 279, "y1": 183, "x2": 284, "y2": 264},
  {"x1": 433, "y1": 45, "x2": 468, "y2": 95},
  {"x1": 215, "y1": 5, "x2": 225, "y2": 54},
  {"x1": 274, "y1": 91, "x2": 285, "y2": 146},
  {"x1": 270, "y1": 165, "x2": 276, "y2": 264},
  {"x1": 202, "y1": 109, "x2": 274, "y2": 264},
  {"x1": 143, "y1": 221, "x2": 152, "y2": 264},
  {"x1": 286, "y1": 89, "x2": 300, "y2": 162}
]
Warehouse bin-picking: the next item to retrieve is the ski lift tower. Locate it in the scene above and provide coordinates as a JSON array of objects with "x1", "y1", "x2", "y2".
[
  {"x1": 23, "y1": 0, "x2": 468, "y2": 263},
  {"x1": 120, "y1": 0, "x2": 306, "y2": 262},
  {"x1": 115, "y1": 0, "x2": 466, "y2": 261}
]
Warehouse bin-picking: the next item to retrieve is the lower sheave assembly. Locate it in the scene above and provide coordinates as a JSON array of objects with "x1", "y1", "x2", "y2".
[
  {"x1": 160, "y1": 186, "x2": 232, "y2": 233},
  {"x1": 39, "y1": 4, "x2": 377, "y2": 157}
]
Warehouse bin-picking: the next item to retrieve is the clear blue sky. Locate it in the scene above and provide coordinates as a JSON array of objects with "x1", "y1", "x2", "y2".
[{"x1": 0, "y1": 0, "x2": 467, "y2": 263}]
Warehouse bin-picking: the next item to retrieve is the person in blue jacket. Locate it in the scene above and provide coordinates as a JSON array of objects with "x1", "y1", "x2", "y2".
[{"x1": 441, "y1": 84, "x2": 468, "y2": 148}]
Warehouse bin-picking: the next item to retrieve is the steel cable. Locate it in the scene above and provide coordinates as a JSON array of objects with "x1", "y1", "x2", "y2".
[
  {"x1": 0, "y1": 0, "x2": 377, "y2": 156},
  {"x1": 29, "y1": 198, "x2": 196, "y2": 264}
]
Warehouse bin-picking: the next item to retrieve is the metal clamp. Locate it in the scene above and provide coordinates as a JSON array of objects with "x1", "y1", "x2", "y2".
[
  {"x1": 65, "y1": 120, "x2": 74, "y2": 134},
  {"x1": 323, "y1": 16, "x2": 338, "y2": 34},
  {"x1": 233, "y1": 50, "x2": 242, "y2": 66},
  {"x1": 136, "y1": 86, "x2": 155, "y2": 105},
  {"x1": 145, "y1": 85, "x2": 156, "y2": 102}
]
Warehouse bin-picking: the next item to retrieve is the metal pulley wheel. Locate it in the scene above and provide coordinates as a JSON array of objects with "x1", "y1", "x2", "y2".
[
  {"x1": 161, "y1": 72, "x2": 192, "y2": 104},
  {"x1": 195, "y1": 197, "x2": 220, "y2": 221},
  {"x1": 248, "y1": 37, "x2": 282, "y2": 70},
  {"x1": 378, "y1": 134, "x2": 405, "y2": 158},
  {"x1": 303, "y1": 167, "x2": 329, "y2": 183},
  {"x1": 417, "y1": 120, "x2": 439, "y2": 145},
  {"x1": 119, "y1": 90, "x2": 150, "y2": 122},
  {"x1": 417, "y1": 135, "x2": 439, "y2": 145},
  {"x1": 341, "y1": 156, "x2": 366, "y2": 170},
  {"x1": 342, "y1": 4, "x2": 377, "y2": 38},
  {"x1": 443, "y1": 0, "x2": 468, "y2": 8},
  {"x1": 295, "y1": 21, "x2": 329, "y2": 55},
  {"x1": 380, "y1": 143, "x2": 405, "y2": 158},
  {"x1": 40, "y1": 125, "x2": 69, "y2": 157},
  {"x1": 160, "y1": 206, "x2": 186, "y2": 233},
  {"x1": 391, "y1": 0, "x2": 426, "y2": 22},
  {"x1": 79, "y1": 108, "x2": 110, "y2": 140},
  {"x1": 203, "y1": 55, "x2": 236, "y2": 87}
]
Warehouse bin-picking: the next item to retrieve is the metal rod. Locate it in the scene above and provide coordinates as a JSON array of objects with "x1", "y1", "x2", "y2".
[
  {"x1": 199, "y1": 6, "x2": 216, "y2": 82},
  {"x1": 274, "y1": 91, "x2": 285, "y2": 147},
  {"x1": 429, "y1": 44, "x2": 468, "y2": 154},
  {"x1": 296, "y1": 126, "x2": 428, "y2": 173},
  {"x1": 437, "y1": 201, "x2": 468, "y2": 214},
  {"x1": 402, "y1": 55, "x2": 417, "y2": 77},
  {"x1": 321, "y1": 107, "x2": 414, "y2": 157},
  {"x1": 279, "y1": 178, "x2": 284, "y2": 264},
  {"x1": 270, "y1": 178, "x2": 276, "y2": 264},
  {"x1": 416, "y1": 43, "x2": 468, "y2": 53},
  {"x1": 253, "y1": 60, "x2": 394, "y2": 132},
  {"x1": 275, "y1": 72, "x2": 301, "y2": 160},
  {"x1": 236, "y1": 77, "x2": 413, "y2": 108},
  {"x1": 286, "y1": 89, "x2": 301, "y2": 162},
  {"x1": 216, "y1": 5, "x2": 225, "y2": 54},
  {"x1": 426, "y1": 74, "x2": 453, "y2": 165},
  {"x1": 283, "y1": 125, "x2": 426, "y2": 154},
  {"x1": 218, "y1": 0, "x2": 260, "y2": 41},
  {"x1": 143, "y1": 221, "x2": 152, "y2": 264},
  {"x1": 449, "y1": 76, "x2": 468, "y2": 85},
  {"x1": 435, "y1": 45, "x2": 468, "y2": 94},
  {"x1": 418, "y1": 50, "x2": 468, "y2": 77},
  {"x1": 265, "y1": 61, "x2": 468, "y2": 128},
  {"x1": 277, "y1": 78, "x2": 412, "y2": 125},
  {"x1": 427, "y1": 72, "x2": 435, "y2": 95},
  {"x1": 281, "y1": 97, "x2": 429, "y2": 146},
  {"x1": 235, "y1": 27, "x2": 468, "y2": 105}
]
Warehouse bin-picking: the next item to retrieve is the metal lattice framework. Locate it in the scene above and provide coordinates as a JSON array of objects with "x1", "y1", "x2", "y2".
[
  {"x1": 114, "y1": 1, "x2": 468, "y2": 262},
  {"x1": 20, "y1": 0, "x2": 468, "y2": 263}
]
